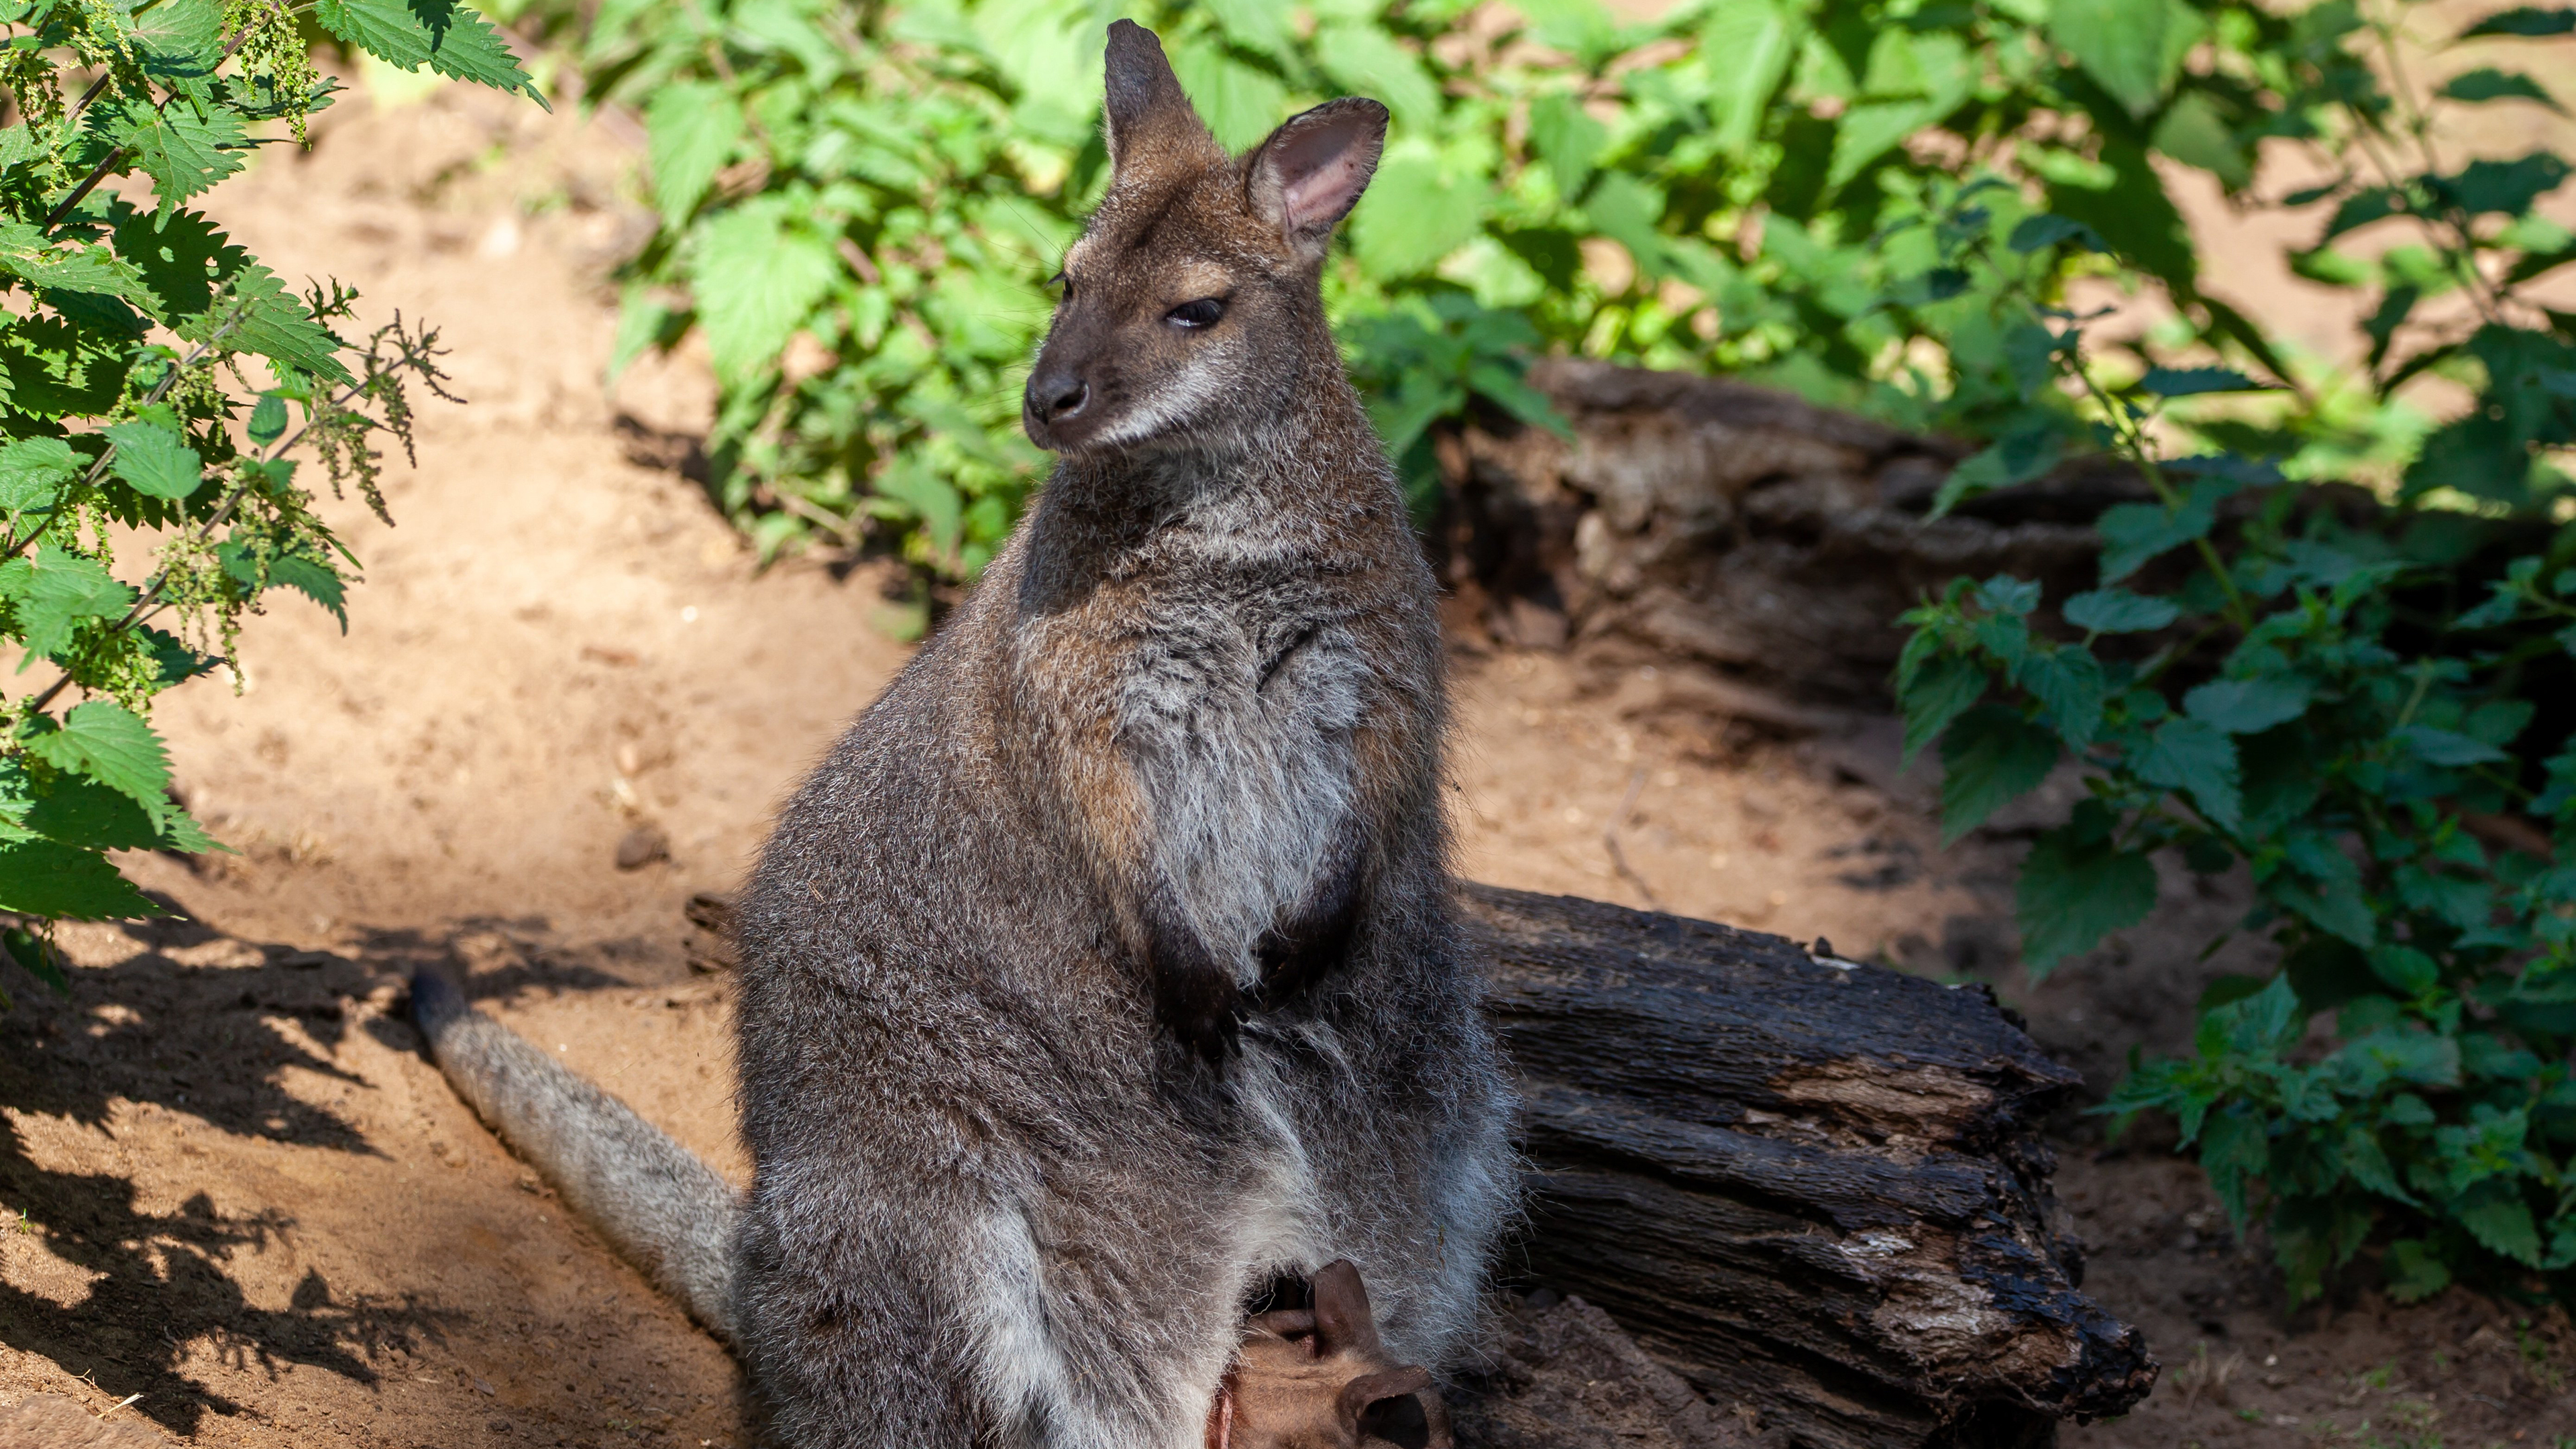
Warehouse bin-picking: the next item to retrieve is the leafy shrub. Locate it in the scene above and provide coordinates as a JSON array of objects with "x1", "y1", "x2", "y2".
[
  {"x1": 1894, "y1": 5, "x2": 2576, "y2": 1303},
  {"x1": 0, "y1": 0, "x2": 539, "y2": 953},
  {"x1": 514, "y1": 0, "x2": 2314, "y2": 568}
]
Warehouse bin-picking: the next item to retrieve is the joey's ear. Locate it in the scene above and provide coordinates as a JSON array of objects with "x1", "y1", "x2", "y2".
[
  {"x1": 1246, "y1": 98, "x2": 1389, "y2": 258},
  {"x1": 1334, "y1": 1366, "x2": 1440, "y2": 1448},
  {"x1": 1103, "y1": 20, "x2": 1224, "y2": 183},
  {"x1": 1308, "y1": 1260, "x2": 1383, "y2": 1359}
]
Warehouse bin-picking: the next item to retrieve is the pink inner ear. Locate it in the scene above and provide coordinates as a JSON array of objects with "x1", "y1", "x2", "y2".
[
  {"x1": 1281, "y1": 148, "x2": 1370, "y2": 233},
  {"x1": 1269, "y1": 120, "x2": 1376, "y2": 235}
]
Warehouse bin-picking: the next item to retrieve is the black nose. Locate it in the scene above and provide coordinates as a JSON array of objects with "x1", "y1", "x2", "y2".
[{"x1": 1030, "y1": 370, "x2": 1088, "y2": 421}]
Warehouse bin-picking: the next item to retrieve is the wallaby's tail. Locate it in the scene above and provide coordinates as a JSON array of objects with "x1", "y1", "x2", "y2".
[{"x1": 411, "y1": 971, "x2": 737, "y2": 1342}]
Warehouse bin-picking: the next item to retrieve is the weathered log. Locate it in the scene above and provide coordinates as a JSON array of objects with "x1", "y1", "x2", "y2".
[{"x1": 1462, "y1": 883, "x2": 2156, "y2": 1449}]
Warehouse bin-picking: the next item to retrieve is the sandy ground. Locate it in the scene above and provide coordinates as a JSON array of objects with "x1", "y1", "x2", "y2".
[{"x1": 0, "y1": 77, "x2": 2573, "y2": 1449}]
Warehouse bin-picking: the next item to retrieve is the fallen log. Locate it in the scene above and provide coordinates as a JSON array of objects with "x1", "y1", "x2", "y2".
[
  {"x1": 674, "y1": 884, "x2": 2154, "y2": 1445},
  {"x1": 1462, "y1": 883, "x2": 2155, "y2": 1449}
]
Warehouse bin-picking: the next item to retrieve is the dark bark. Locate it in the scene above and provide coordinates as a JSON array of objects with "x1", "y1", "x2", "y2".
[{"x1": 1463, "y1": 883, "x2": 2157, "y2": 1449}]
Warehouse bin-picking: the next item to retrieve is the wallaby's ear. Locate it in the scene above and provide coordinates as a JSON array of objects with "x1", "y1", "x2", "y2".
[
  {"x1": 1334, "y1": 1366, "x2": 1438, "y2": 1447},
  {"x1": 1247, "y1": 99, "x2": 1389, "y2": 260},
  {"x1": 1309, "y1": 1259, "x2": 1384, "y2": 1359},
  {"x1": 1103, "y1": 20, "x2": 1223, "y2": 184}
]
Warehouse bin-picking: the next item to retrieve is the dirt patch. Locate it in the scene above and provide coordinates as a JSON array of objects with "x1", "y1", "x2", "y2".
[{"x1": 1, "y1": 72, "x2": 2571, "y2": 1449}]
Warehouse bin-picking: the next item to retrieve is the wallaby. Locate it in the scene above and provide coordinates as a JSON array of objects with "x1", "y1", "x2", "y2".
[
  {"x1": 414, "y1": 19, "x2": 1513, "y2": 1448},
  {"x1": 1210, "y1": 1261, "x2": 1452, "y2": 1449}
]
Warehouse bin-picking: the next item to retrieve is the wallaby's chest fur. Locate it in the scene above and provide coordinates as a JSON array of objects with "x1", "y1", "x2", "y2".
[{"x1": 1006, "y1": 442, "x2": 1421, "y2": 986}]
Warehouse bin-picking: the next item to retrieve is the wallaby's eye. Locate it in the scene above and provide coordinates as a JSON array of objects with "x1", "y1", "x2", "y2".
[{"x1": 1166, "y1": 297, "x2": 1225, "y2": 330}]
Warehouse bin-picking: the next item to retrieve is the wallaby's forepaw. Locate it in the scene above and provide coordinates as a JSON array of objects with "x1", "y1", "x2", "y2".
[{"x1": 1157, "y1": 973, "x2": 1243, "y2": 1064}]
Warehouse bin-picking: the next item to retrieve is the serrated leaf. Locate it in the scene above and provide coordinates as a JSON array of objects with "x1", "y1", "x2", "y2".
[
  {"x1": 2136, "y1": 366, "x2": 2267, "y2": 396},
  {"x1": 2063, "y1": 588, "x2": 2180, "y2": 633},
  {"x1": 134, "y1": 0, "x2": 225, "y2": 81},
  {"x1": 1939, "y1": 705, "x2": 2061, "y2": 843},
  {"x1": 8, "y1": 547, "x2": 133, "y2": 661},
  {"x1": 2019, "y1": 647, "x2": 2105, "y2": 749},
  {"x1": 0, "y1": 222, "x2": 154, "y2": 304},
  {"x1": 2097, "y1": 488, "x2": 2218, "y2": 582},
  {"x1": 2049, "y1": 0, "x2": 2198, "y2": 116},
  {"x1": 315, "y1": 0, "x2": 546, "y2": 103},
  {"x1": 108, "y1": 205, "x2": 354, "y2": 385},
  {"x1": 2455, "y1": 1184, "x2": 2542, "y2": 1267},
  {"x1": 1352, "y1": 144, "x2": 1487, "y2": 279},
  {"x1": 2006, "y1": 213, "x2": 2106, "y2": 254},
  {"x1": 2185, "y1": 676, "x2": 2312, "y2": 734},
  {"x1": 23, "y1": 773, "x2": 217, "y2": 854},
  {"x1": 1, "y1": 926, "x2": 68, "y2": 994},
  {"x1": 2440, "y1": 67, "x2": 2565, "y2": 112},
  {"x1": 247, "y1": 392, "x2": 287, "y2": 445},
  {"x1": 2461, "y1": 5, "x2": 2576, "y2": 38},
  {"x1": 0, "y1": 839, "x2": 161, "y2": 919},
  {"x1": 2435, "y1": 152, "x2": 2571, "y2": 217},
  {"x1": 688, "y1": 205, "x2": 841, "y2": 390},
  {"x1": 23, "y1": 700, "x2": 170, "y2": 810},
  {"x1": 269, "y1": 550, "x2": 348, "y2": 630},
  {"x1": 0, "y1": 437, "x2": 77, "y2": 512},
  {"x1": 645, "y1": 83, "x2": 743, "y2": 230},
  {"x1": 2384, "y1": 1239, "x2": 2452, "y2": 1302},
  {"x1": 2396, "y1": 723, "x2": 2508, "y2": 766},
  {"x1": 2017, "y1": 823, "x2": 2158, "y2": 973},
  {"x1": 1899, "y1": 653, "x2": 1988, "y2": 764},
  {"x1": 105, "y1": 95, "x2": 250, "y2": 219},
  {"x1": 2135, "y1": 715, "x2": 2241, "y2": 828},
  {"x1": 102, "y1": 418, "x2": 201, "y2": 500}
]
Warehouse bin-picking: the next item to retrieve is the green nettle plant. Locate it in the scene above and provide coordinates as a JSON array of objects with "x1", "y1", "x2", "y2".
[
  {"x1": 1892, "y1": 6, "x2": 2576, "y2": 1303},
  {"x1": 513, "y1": 0, "x2": 2319, "y2": 572},
  {"x1": 524, "y1": 0, "x2": 2576, "y2": 1303},
  {"x1": 0, "y1": 0, "x2": 541, "y2": 958}
]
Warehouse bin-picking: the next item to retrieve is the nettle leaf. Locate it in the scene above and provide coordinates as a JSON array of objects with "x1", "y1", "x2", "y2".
[
  {"x1": 2017, "y1": 816, "x2": 2158, "y2": 972},
  {"x1": 2097, "y1": 486, "x2": 2218, "y2": 583},
  {"x1": 2184, "y1": 676, "x2": 2312, "y2": 735},
  {"x1": 25, "y1": 773, "x2": 217, "y2": 854},
  {"x1": 1898, "y1": 653, "x2": 1987, "y2": 764},
  {"x1": 2019, "y1": 647, "x2": 2105, "y2": 749},
  {"x1": 2455, "y1": 1182, "x2": 2543, "y2": 1267},
  {"x1": 0, "y1": 437, "x2": 78, "y2": 513},
  {"x1": 23, "y1": 700, "x2": 171, "y2": 810},
  {"x1": 2135, "y1": 366, "x2": 2268, "y2": 396},
  {"x1": 2396, "y1": 723, "x2": 2508, "y2": 767},
  {"x1": 7, "y1": 547, "x2": 134, "y2": 661},
  {"x1": 270, "y1": 551, "x2": 348, "y2": 630},
  {"x1": 2048, "y1": 0, "x2": 2196, "y2": 117},
  {"x1": 688, "y1": 203, "x2": 841, "y2": 389},
  {"x1": 315, "y1": 0, "x2": 546, "y2": 103},
  {"x1": 2440, "y1": 68, "x2": 2565, "y2": 113},
  {"x1": 0, "y1": 222, "x2": 154, "y2": 304},
  {"x1": 2385, "y1": 1239, "x2": 2452, "y2": 1302},
  {"x1": 2435, "y1": 152, "x2": 2572, "y2": 218},
  {"x1": 247, "y1": 393, "x2": 287, "y2": 446},
  {"x1": 1939, "y1": 704, "x2": 2061, "y2": 843},
  {"x1": 2135, "y1": 715, "x2": 2242, "y2": 829},
  {"x1": 110, "y1": 206, "x2": 357, "y2": 386},
  {"x1": 102, "y1": 417, "x2": 203, "y2": 500},
  {"x1": 105, "y1": 95, "x2": 251, "y2": 219},
  {"x1": 0, "y1": 839, "x2": 161, "y2": 919},
  {"x1": 646, "y1": 82, "x2": 745, "y2": 230},
  {"x1": 2461, "y1": 6, "x2": 2576, "y2": 38},
  {"x1": 2063, "y1": 588, "x2": 2180, "y2": 633},
  {"x1": 2006, "y1": 213, "x2": 2105, "y2": 254}
]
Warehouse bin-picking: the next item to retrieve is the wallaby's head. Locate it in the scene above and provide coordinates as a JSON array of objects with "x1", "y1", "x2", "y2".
[
  {"x1": 1024, "y1": 21, "x2": 1386, "y2": 457},
  {"x1": 1206, "y1": 1260, "x2": 1452, "y2": 1449}
]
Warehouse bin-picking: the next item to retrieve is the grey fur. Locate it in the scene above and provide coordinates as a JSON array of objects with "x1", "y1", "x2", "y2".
[
  {"x1": 410, "y1": 971, "x2": 739, "y2": 1340},
  {"x1": 413, "y1": 21, "x2": 1512, "y2": 1448}
]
